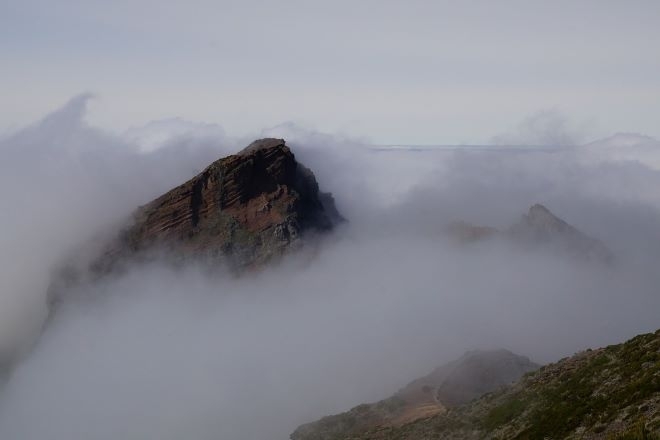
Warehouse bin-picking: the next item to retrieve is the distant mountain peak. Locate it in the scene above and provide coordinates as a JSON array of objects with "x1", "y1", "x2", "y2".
[
  {"x1": 509, "y1": 204, "x2": 613, "y2": 261},
  {"x1": 447, "y1": 204, "x2": 613, "y2": 262},
  {"x1": 521, "y1": 203, "x2": 571, "y2": 233},
  {"x1": 528, "y1": 203, "x2": 551, "y2": 215}
]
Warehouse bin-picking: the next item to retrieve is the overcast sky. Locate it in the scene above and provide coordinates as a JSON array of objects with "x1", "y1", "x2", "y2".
[{"x1": 2, "y1": 0, "x2": 660, "y2": 144}]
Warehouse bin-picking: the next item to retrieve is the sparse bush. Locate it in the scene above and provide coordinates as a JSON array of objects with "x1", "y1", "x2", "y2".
[{"x1": 606, "y1": 419, "x2": 660, "y2": 440}]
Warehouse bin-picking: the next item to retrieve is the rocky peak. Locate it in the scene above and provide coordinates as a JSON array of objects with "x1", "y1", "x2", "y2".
[
  {"x1": 509, "y1": 204, "x2": 613, "y2": 261},
  {"x1": 237, "y1": 137, "x2": 287, "y2": 155},
  {"x1": 113, "y1": 138, "x2": 342, "y2": 267},
  {"x1": 49, "y1": 139, "x2": 342, "y2": 304},
  {"x1": 522, "y1": 203, "x2": 571, "y2": 233}
]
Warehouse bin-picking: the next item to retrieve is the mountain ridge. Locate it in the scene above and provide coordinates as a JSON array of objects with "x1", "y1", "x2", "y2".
[
  {"x1": 291, "y1": 350, "x2": 539, "y2": 440},
  {"x1": 448, "y1": 204, "x2": 613, "y2": 262},
  {"x1": 292, "y1": 330, "x2": 660, "y2": 440}
]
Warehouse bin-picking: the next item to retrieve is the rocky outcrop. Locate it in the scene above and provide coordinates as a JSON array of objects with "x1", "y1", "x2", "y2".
[
  {"x1": 447, "y1": 204, "x2": 613, "y2": 262},
  {"x1": 508, "y1": 204, "x2": 613, "y2": 262},
  {"x1": 49, "y1": 139, "x2": 342, "y2": 304},
  {"x1": 291, "y1": 350, "x2": 538, "y2": 440}
]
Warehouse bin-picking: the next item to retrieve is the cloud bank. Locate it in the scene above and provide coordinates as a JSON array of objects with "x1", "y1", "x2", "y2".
[
  {"x1": 0, "y1": 97, "x2": 660, "y2": 439},
  {"x1": 491, "y1": 109, "x2": 589, "y2": 146}
]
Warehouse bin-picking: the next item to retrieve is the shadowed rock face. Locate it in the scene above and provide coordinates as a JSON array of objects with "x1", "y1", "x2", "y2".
[{"x1": 48, "y1": 138, "x2": 342, "y2": 304}]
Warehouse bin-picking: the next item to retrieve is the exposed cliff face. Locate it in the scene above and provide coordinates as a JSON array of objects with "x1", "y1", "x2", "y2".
[
  {"x1": 49, "y1": 138, "x2": 342, "y2": 304},
  {"x1": 112, "y1": 137, "x2": 339, "y2": 260},
  {"x1": 291, "y1": 350, "x2": 538, "y2": 440}
]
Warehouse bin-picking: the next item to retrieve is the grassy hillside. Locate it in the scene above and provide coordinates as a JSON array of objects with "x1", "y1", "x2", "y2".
[
  {"x1": 291, "y1": 350, "x2": 538, "y2": 440},
  {"x1": 292, "y1": 330, "x2": 660, "y2": 440}
]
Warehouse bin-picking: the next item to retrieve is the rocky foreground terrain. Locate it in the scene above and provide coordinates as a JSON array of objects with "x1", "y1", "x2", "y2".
[{"x1": 291, "y1": 330, "x2": 660, "y2": 440}]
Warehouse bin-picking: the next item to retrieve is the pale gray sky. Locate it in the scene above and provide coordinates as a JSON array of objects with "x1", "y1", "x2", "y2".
[{"x1": 2, "y1": 0, "x2": 660, "y2": 144}]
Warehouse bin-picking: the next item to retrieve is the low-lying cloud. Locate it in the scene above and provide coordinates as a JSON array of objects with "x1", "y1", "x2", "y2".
[
  {"x1": 491, "y1": 109, "x2": 589, "y2": 146},
  {"x1": 1, "y1": 97, "x2": 660, "y2": 439}
]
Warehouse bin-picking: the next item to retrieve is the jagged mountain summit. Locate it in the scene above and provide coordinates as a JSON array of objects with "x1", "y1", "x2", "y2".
[
  {"x1": 103, "y1": 138, "x2": 342, "y2": 268},
  {"x1": 49, "y1": 138, "x2": 342, "y2": 303},
  {"x1": 448, "y1": 204, "x2": 613, "y2": 262},
  {"x1": 291, "y1": 350, "x2": 538, "y2": 440},
  {"x1": 303, "y1": 329, "x2": 660, "y2": 440}
]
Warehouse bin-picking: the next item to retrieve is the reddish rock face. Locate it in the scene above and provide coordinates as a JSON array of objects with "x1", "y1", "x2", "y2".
[
  {"x1": 49, "y1": 138, "x2": 342, "y2": 303},
  {"x1": 108, "y1": 138, "x2": 341, "y2": 269},
  {"x1": 127, "y1": 139, "x2": 304, "y2": 242}
]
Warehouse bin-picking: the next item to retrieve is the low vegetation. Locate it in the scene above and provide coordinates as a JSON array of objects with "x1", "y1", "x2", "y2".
[{"x1": 292, "y1": 330, "x2": 660, "y2": 440}]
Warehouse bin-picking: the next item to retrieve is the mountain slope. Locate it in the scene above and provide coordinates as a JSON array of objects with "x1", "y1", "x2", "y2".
[
  {"x1": 291, "y1": 350, "x2": 538, "y2": 440},
  {"x1": 301, "y1": 330, "x2": 660, "y2": 440}
]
